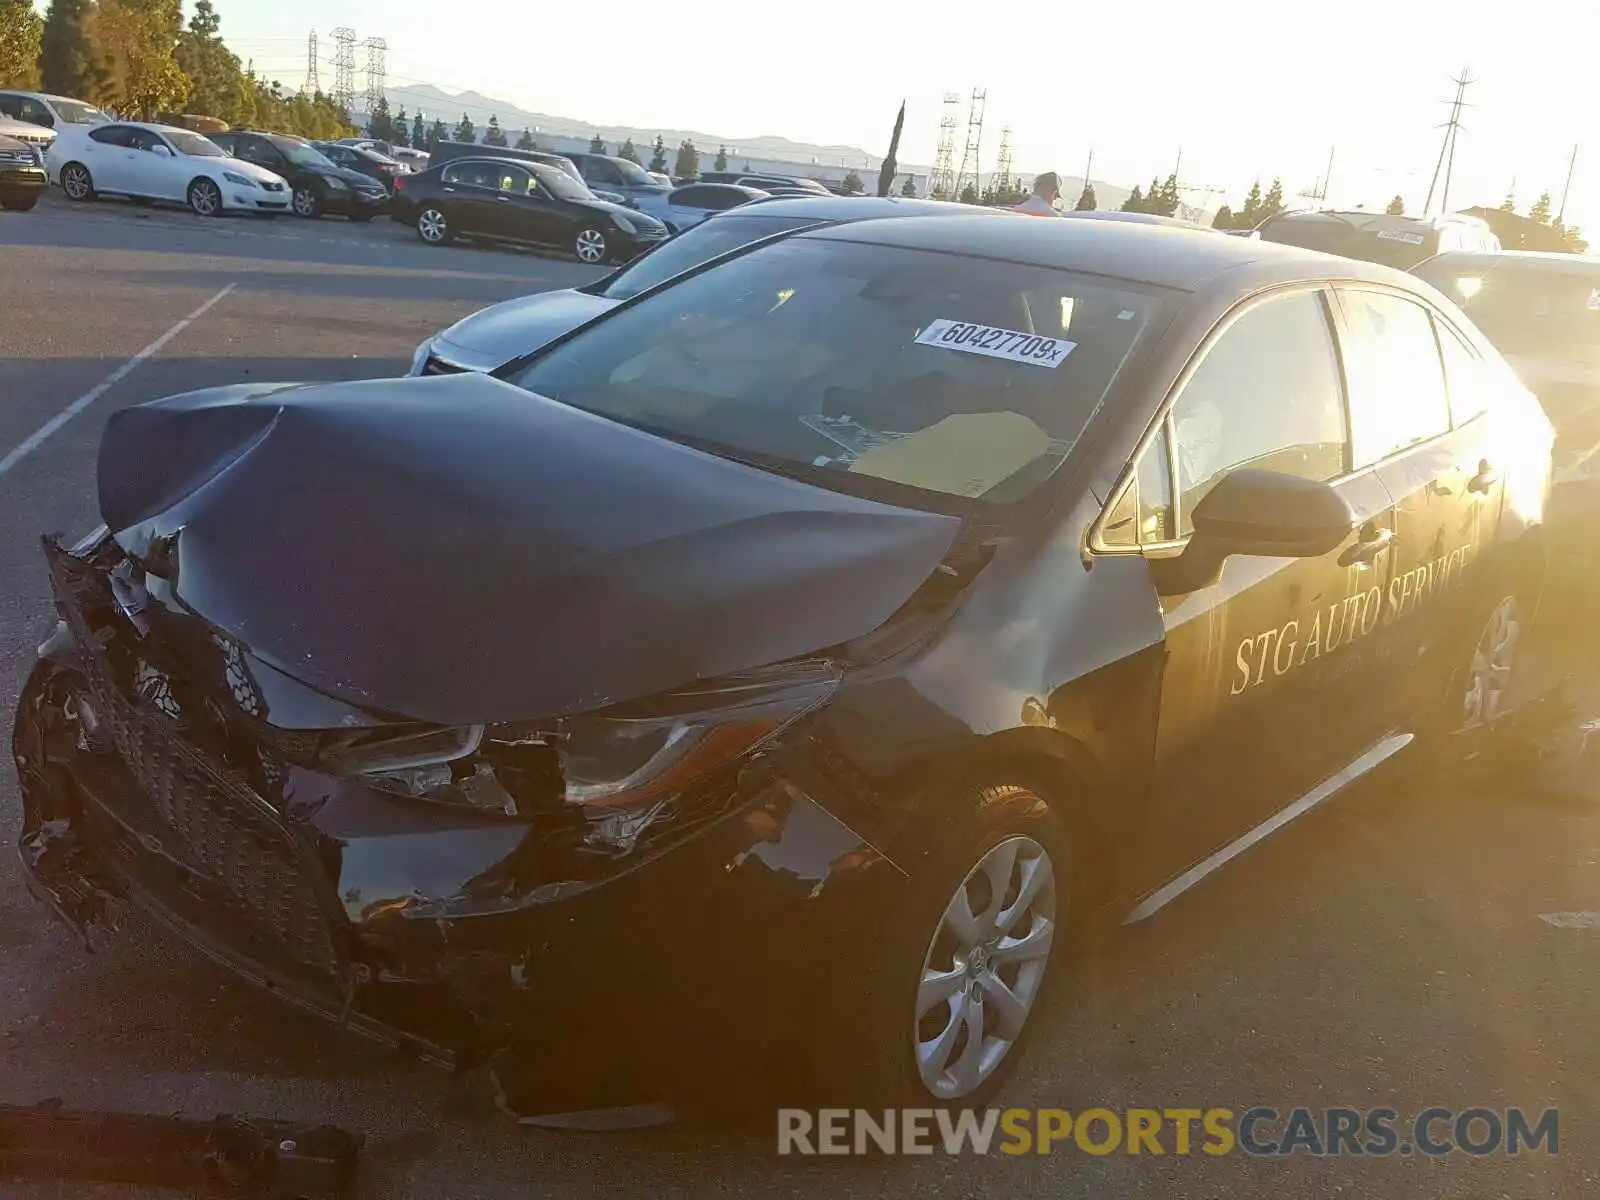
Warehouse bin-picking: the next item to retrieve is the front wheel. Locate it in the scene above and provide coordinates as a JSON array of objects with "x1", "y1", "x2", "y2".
[
  {"x1": 573, "y1": 225, "x2": 609, "y2": 264},
  {"x1": 291, "y1": 185, "x2": 322, "y2": 219},
  {"x1": 814, "y1": 785, "x2": 1072, "y2": 1109},
  {"x1": 0, "y1": 193, "x2": 39, "y2": 212},
  {"x1": 187, "y1": 177, "x2": 222, "y2": 217},
  {"x1": 416, "y1": 206, "x2": 451, "y2": 245},
  {"x1": 60, "y1": 163, "x2": 95, "y2": 202}
]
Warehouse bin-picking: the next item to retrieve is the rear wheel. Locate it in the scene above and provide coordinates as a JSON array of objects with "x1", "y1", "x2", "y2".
[
  {"x1": 187, "y1": 177, "x2": 222, "y2": 217},
  {"x1": 60, "y1": 163, "x2": 95, "y2": 202},
  {"x1": 416, "y1": 206, "x2": 451, "y2": 245},
  {"x1": 573, "y1": 225, "x2": 609, "y2": 264},
  {"x1": 0, "y1": 192, "x2": 39, "y2": 212}
]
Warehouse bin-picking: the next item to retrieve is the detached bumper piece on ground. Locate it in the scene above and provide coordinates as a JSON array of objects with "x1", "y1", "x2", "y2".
[{"x1": 0, "y1": 1101, "x2": 360, "y2": 1198}]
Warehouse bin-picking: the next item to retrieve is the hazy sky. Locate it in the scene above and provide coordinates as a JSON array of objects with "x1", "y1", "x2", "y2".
[{"x1": 214, "y1": 0, "x2": 1593, "y2": 232}]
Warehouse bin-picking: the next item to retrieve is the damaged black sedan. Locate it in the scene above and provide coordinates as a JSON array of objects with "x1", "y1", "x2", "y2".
[{"x1": 14, "y1": 215, "x2": 1554, "y2": 1114}]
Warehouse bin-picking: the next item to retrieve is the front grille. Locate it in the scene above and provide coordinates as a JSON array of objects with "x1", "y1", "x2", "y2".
[
  {"x1": 45, "y1": 545, "x2": 347, "y2": 983},
  {"x1": 422, "y1": 356, "x2": 467, "y2": 376}
]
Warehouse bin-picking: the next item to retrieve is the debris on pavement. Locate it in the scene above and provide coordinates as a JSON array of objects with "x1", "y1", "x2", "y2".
[{"x1": 0, "y1": 1100, "x2": 362, "y2": 1197}]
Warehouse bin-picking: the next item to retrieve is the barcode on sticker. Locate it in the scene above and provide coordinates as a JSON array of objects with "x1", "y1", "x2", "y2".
[
  {"x1": 914, "y1": 319, "x2": 1075, "y2": 368},
  {"x1": 1376, "y1": 229, "x2": 1426, "y2": 244}
]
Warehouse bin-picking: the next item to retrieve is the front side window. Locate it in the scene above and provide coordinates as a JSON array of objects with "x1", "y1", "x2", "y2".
[
  {"x1": 582, "y1": 157, "x2": 623, "y2": 185},
  {"x1": 508, "y1": 236, "x2": 1161, "y2": 509},
  {"x1": 1337, "y1": 289, "x2": 1453, "y2": 466},
  {"x1": 271, "y1": 137, "x2": 335, "y2": 169},
  {"x1": 494, "y1": 165, "x2": 533, "y2": 194},
  {"x1": 1102, "y1": 419, "x2": 1175, "y2": 548},
  {"x1": 1170, "y1": 290, "x2": 1349, "y2": 536},
  {"x1": 600, "y1": 214, "x2": 822, "y2": 301}
]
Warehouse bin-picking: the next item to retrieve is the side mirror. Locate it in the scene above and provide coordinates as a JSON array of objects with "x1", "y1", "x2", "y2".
[
  {"x1": 151, "y1": 144, "x2": 172, "y2": 157},
  {"x1": 1191, "y1": 469, "x2": 1354, "y2": 558},
  {"x1": 1152, "y1": 470, "x2": 1354, "y2": 594}
]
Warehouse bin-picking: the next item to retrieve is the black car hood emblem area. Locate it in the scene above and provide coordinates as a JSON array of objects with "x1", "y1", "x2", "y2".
[{"x1": 95, "y1": 374, "x2": 963, "y2": 727}]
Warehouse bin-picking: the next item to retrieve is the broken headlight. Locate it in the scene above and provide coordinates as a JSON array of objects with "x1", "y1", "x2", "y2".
[{"x1": 319, "y1": 660, "x2": 841, "y2": 839}]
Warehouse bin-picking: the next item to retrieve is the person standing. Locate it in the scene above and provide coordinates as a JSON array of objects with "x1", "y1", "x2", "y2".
[{"x1": 1013, "y1": 171, "x2": 1065, "y2": 216}]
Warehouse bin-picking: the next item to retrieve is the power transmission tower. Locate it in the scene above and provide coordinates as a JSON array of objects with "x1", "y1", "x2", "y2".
[
  {"x1": 952, "y1": 88, "x2": 986, "y2": 202},
  {"x1": 304, "y1": 30, "x2": 320, "y2": 95},
  {"x1": 363, "y1": 37, "x2": 387, "y2": 122},
  {"x1": 330, "y1": 27, "x2": 357, "y2": 117},
  {"x1": 929, "y1": 93, "x2": 959, "y2": 200},
  {"x1": 993, "y1": 126, "x2": 1014, "y2": 193},
  {"x1": 1423, "y1": 68, "x2": 1473, "y2": 215}
]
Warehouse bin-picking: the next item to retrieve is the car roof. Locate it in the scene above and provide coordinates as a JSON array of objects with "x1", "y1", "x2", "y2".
[
  {"x1": 1416, "y1": 249, "x2": 1600, "y2": 278},
  {"x1": 1060, "y1": 209, "x2": 1215, "y2": 230},
  {"x1": 794, "y1": 212, "x2": 1419, "y2": 293},
  {"x1": 674, "y1": 182, "x2": 767, "y2": 198},
  {"x1": 725, "y1": 194, "x2": 985, "y2": 221}
]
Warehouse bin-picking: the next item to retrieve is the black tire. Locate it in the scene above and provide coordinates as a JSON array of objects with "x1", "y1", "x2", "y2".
[
  {"x1": 812, "y1": 784, "x2": 1075, "y2": 1110},
  {"x1": 416, "y1": 206, "x2": 451, "y2": 245},
  {"x1": 572, "y1": 225, "x2": 610, "y2": 264},
  {"x1": 186, "y1": 177, "x2": 223, "y2": 218},
  {"x1": 0, "y1": 193, "x2": 39, "y2": 212},
  {"x1": 59, "y1": 162, "x2": 95, "y2": 202},
  {"x1": 290, "y1": 185, "x2": 323, "y2": 219}
]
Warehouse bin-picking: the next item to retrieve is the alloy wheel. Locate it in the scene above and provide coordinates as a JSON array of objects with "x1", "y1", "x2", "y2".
[
  {"x1": 189, "y1": 179, "x2": 221, "y2": 216},
  {"x1": 574, "y1": 227, "x2": 608, "y2": 263},
  {"x1": 913, "y1": 835, "x2": 1057, "y2": 1100},
  {"x1": 417, "y1": 208, "x2": 448, "y2": 244},
  {"x1": 292, "y1": 187, "x2": 318, "y2": 217},
  {"x1": 1460, "y1": 595, "x2": 1521, "y2": 731},
  {"x1": 62, "y1": 165, "x2": 91, "y2": 201}
]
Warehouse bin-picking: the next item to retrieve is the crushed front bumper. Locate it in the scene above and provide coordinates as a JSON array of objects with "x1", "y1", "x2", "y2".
[{"x1": 13, "y1": 537, "x2": 906, "y2": 1100}]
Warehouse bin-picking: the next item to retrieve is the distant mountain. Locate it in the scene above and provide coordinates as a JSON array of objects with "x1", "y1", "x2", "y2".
[{"x1": 372, "y1": 81, "x2": 1133, "y2": 208}]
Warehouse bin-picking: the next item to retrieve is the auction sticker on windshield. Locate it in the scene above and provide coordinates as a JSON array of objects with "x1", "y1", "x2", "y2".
[{"x1": 915, "y1": 320, "x2": 1076, "y2": 368}]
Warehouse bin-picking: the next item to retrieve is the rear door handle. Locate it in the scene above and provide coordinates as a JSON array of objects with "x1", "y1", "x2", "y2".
[
  {"x1": 495, "y1": 195, "x2": 511, "y2": 203},
  {"x1": 1467, "y1": 459, "x2": 1499, "y2": 493},
  {"x1": 1339, "y1": 524, "x2": 1395, "y2": 567}
]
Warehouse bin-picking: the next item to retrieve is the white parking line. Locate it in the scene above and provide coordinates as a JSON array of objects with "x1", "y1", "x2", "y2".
[
  {"x1": 1538, "y1": 912, "x2": 1600, "y2": 930},
  {"x1": 0, "y1": 283, "x2": 237, "y2": 482}
]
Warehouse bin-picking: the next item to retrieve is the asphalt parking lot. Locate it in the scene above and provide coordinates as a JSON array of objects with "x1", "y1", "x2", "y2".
[{"x1": 2, "y1": 191, "x2": 1600, "y2": 1198}]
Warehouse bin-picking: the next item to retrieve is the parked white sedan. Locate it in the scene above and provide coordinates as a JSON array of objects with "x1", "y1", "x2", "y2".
[
  {"x1": 630, "y1": 182, "x2": 768, "y2": 233},
  {"x1": 47, "y1": 122, "x2": 291, "y2": 216}
]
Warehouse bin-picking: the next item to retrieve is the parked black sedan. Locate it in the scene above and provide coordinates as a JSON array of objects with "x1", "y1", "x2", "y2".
[
  {"x1": 392, "y1": 155, "x2": 668, "y2": 262},
  {"x1": 0, "y1": 132, "x2": 46, "y2": 210},
  {"x1": 13, "y1": 216, "x2": 1554, "y2": 1119},
  {"x1": 208, "y1": 130, "x2": 390, "y2": 221}
]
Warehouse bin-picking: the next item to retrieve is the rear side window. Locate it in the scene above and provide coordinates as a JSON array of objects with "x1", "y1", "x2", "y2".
[
  {"x1": 1168, "y1": 290, "x2": 1349, "y2": 536},
  {"x1": 89, "y1": 126, "x2": 132, "y2": 147},
  {"x1": 443, "y1": 162, "x2": 496, "y2": 188},
  {"x1": 1435, "y1": 320, "x2": 1494, "y2": 424},
  {"x1": 1337, "y1": 289, "x2": 1453, "y2": 466}
]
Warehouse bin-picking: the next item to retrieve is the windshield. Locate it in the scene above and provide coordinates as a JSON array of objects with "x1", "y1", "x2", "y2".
[
  {"x1": 511, "y1": 237, "x2": 1160, "y2": 508},
  {"x1": 534, "y1": 165, "x2": 594, "y2": 202},
  {"x1": 52, "y1": 99, "x2": 106, "y2": 125},
  {"x1": 1421, "y1": 264, "x2": 1600, "y2": 365},
  {"x1": 166, "y1": 131, "x2": 225, "y2": 158},
  {"x1": 611, "y1": 158, "x2": 655, "y2": 186},
  {"x1": 271, "y1": 136, "x2": 336, "y2": 169},
  {"x1": 602, "y1": 215, "x2": 822, "y2": 300}
]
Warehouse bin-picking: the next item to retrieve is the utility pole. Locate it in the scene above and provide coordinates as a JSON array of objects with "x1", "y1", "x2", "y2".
[
  {"x1": 1322, "y1": 146, "x2": 1335, "y2": 202},
  {"x1": 1558, "y1": 143, "x2": 1579, "y2": 224},
  {"x1": 1083, "y1": 147, "x2": 1092, "y2": 190}
]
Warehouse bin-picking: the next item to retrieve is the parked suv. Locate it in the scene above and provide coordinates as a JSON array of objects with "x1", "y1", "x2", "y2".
[
  {"x1": 1256, "y1": 209, "x2": 1501, "y2": 270},
  {"x1": 0, "y1": 132, "x2": 47, "y2": 211},
  {"x1": 208, "y1": 131, "x2": 389, "y2": 220},
  {"x1": 562, "y1": 152, "x2": 671, "y2": 203},
  {"x1": 0, "y1": 113, "x2": 56, "y2": 161}
]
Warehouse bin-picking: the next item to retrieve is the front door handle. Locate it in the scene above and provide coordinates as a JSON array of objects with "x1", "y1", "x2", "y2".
[
  {"x1": 495, "y1": 195, "x2": 511, "y2": 203},
  {"x1": 1467, "y1": 459, "x2": 1499, "y2": 493},
  {"x1": 1339, "y1": 524, "x2": 1395, "y2": 567}
]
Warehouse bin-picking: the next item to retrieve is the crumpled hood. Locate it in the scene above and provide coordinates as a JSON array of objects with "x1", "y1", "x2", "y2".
[
  {"x1": 430, "y1": 289, "x2": 618, "y2": 371},
  {"x1": 97, "y1": 374, "x2": 962, "y2": 727}
]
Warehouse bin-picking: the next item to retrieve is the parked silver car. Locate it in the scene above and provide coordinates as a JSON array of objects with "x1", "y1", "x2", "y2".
[
  {"x1": 630, "y1": 182, "x2": 767, "y2": 232},
  {"x1": 410, "y1": 194, "x2": 1009, "y2": 376}
]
